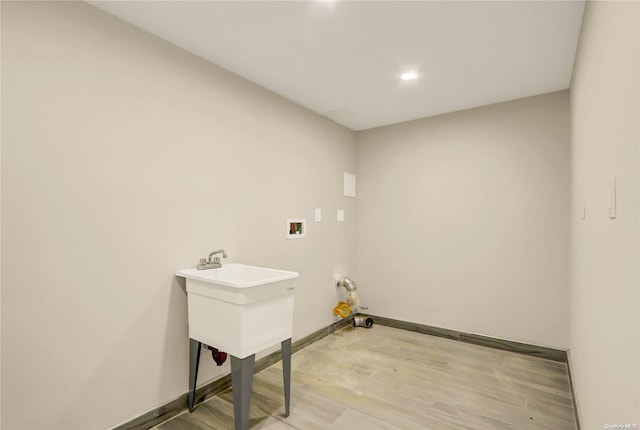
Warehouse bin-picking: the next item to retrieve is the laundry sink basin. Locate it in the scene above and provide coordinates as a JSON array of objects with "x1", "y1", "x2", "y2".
[{"x1": 177, "y1": 264, "x2": 299, "y2": 358}]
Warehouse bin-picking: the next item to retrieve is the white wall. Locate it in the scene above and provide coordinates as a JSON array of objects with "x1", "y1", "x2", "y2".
[
  {"x1": 356, "y1": 92, "x2": 570, "y2": 349},
  {"x1": 570, "y1": 1, "x2": 640, "y2": 426},
  {"x1": 0, "y1": 2, "x2": 356, "y2": 429}
]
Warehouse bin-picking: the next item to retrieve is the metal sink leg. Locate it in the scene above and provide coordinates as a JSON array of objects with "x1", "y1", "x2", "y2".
[
  {"x1": 282, "y1": 338, "x2": 291, "y2": 417},
  {"x1": 231, "y1": 354, "x2": 255, "y2": 430},
  {"x1": 188, "y1": 339, "x2": 202, "y2": 412},
  {"x1": 188, "y1": 338, "x2": 292, "y2": 429}
]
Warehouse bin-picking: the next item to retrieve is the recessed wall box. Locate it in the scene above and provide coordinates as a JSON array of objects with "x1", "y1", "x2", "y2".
[
  {"x1": 287, "y1": 219, "x2": 306, "y2": 239},
  {"x1": 344, "y1": 173, "x2": 356, "y2": 197}
]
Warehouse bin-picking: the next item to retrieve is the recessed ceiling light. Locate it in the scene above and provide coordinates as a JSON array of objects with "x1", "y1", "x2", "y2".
[{"x1": 400, "y1": 71, "x2": 418, "y2": 81}]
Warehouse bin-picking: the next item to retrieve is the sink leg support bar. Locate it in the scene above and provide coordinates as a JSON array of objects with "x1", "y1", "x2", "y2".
[
  {"x1": 188, "y1": 339, "x2": 202, "y2": 412},
  {"x1": 282, "y1": 338, "x2": 291, "y2": 417},
  {"x1": 231, "y1": 354, "x2": 255, "y2": 430}
]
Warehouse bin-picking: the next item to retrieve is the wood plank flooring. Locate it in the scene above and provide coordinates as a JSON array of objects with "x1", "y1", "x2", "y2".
[{"x1": 154, "y1": 325, "x2": 577, "y2": 430}]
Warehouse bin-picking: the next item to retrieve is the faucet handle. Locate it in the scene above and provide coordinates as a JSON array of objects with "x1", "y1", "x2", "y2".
[{"x1": 198, "y1": 258, "x2": 207, "y2": 267}]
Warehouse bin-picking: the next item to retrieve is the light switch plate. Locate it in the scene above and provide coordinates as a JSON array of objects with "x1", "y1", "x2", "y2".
[
  {"x1": 315, "y1": 208, "x2": 322, "y2": 222},
  {"x1": 337, "y1": 209, "x2": 345, "y2": 222},
  {"x1": 609, "y1": 177, "x2": 616, "y2": 219}
]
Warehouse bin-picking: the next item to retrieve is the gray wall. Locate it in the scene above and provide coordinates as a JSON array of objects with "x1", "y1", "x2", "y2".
[
  {"x1": 570, "y1": 1, "x2": 640, "y2": 426},
  {"x1": 1, "y1": 2, "x2": 356, "y2": 429},
  {"x1": 356, "y1": 92, "x2": 570, "y2": 349}
]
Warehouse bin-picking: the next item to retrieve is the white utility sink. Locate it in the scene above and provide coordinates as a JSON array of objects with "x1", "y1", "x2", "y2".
[{"x1": 177, "y1": 264, "x2": 299, "y2": 358}]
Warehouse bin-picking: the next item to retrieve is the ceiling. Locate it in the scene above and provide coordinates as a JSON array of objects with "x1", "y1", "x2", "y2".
[{"x1": 89, "y1": 1, "x2": 585, "y2": 131}]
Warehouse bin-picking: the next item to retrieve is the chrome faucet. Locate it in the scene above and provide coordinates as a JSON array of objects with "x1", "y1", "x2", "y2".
[{"x1": 197, "y1": 249, "x2": 228, "y2": 270}]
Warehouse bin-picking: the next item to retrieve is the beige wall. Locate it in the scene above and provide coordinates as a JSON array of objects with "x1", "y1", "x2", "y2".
[
  {"x1": 356, "y1": 92, "x2": 570, "y2": 349},
  {"x1": 0, "y1": 2, "x2": 3, "y2": 428},
  {"x1": 0, "y1": 2, "x2": 356, "y2": 429},
  {"x1": 6, "y1": 1, "x2": 639, "y2": 429},
  {"x1": 570, "y1": 1, "x2": 640, "y2": 426}
]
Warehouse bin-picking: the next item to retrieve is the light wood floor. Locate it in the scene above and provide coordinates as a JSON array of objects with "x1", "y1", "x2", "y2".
[{"x1": 155, "y1": 325, "x2": 577, "y2": 430}]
